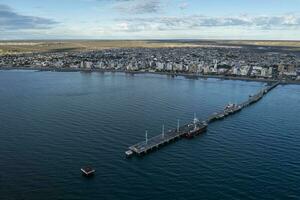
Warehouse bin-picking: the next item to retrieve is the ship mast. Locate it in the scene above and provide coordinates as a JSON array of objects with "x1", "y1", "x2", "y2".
[{"x1": 194, "y1": 113, "x2": 197, "y2": 129}]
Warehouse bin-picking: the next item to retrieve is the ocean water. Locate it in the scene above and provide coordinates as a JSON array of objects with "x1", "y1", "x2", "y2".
[{"x1": 0, "y1": 70, "x2": 299, "y2": 200}]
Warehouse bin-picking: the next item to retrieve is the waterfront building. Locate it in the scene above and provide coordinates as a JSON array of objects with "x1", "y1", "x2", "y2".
[
  {"x1": 166, "y1": 62, "x2": 173, "y2": 71},
  {"x1": 240, "y1": 66, "x2": 249, "y2": 76},
  {"x1": 233, "y1": 67, "x2": 239, "y2": 75}
]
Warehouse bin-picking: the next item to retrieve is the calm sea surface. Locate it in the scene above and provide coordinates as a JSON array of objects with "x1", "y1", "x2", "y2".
[{"x1": 0, "y1": 70, "x2": 299, "y2": 200}]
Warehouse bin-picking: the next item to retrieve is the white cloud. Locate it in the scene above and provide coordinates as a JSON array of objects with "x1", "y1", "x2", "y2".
[
  {"x1": 0, "y1": 4, "x2": 57, "y2": 31},
  {"x1": 114, "y1": 0, "x2": 164, "y2": 14},
  {"x1": 115, "y1": 14, "x2": 300, "y2": 32},
  {"x1": 1, "y1": 1, "x2": 300, "y2": 40}
]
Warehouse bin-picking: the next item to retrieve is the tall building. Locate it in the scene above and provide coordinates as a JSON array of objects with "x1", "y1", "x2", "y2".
[
  {"x1": 213, "y1": 59, "x2": 218, "y2": 70},
  {"x1": 268, "y1": 67, "x2": 273, "y2": 77}
]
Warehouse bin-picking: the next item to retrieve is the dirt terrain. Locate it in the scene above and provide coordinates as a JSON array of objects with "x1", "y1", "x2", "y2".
[{"x1": 0, "y1": 40, "x2": 299, "y2": 55}]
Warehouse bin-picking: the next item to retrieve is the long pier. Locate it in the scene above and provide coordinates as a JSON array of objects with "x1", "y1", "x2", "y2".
[{"x1": 126, "y1": 81, "x2": 280, "y2": 157}]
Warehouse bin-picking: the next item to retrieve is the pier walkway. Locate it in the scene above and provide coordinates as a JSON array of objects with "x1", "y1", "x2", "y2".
[
  {"x1": 128, "y1": 121, "x2": 206, "y2": 156},
  {"x1": 206, "y1": 81, "x2": 279, "y2": 123},
  {"x1": 126, "y1": 81, "x2": 280, "y2": 157}
]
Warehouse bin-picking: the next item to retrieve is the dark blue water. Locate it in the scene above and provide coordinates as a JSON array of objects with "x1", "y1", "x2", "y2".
[{"x1": 0, "y1": 70, "x2": 299, "y2": 200}]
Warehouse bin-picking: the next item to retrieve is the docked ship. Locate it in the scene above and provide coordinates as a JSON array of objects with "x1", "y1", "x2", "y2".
[
  {"x1": 185, "y1": 115, "x2": 208, "y2": 139},
  {"x1": 224, "y1": 103, "x2": 242, "y2": 114}
]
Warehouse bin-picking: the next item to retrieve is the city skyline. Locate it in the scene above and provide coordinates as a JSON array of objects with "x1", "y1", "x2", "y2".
[{"x1": 0, "y1": 0, "x2": 300, "y2": 40}]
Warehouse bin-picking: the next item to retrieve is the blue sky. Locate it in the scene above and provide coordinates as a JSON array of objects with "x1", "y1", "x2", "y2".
[{"x1": 0, "y1": 0, "x2": 300, "y2": 40}]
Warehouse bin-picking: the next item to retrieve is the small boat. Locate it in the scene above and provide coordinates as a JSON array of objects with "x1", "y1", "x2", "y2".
[{"x1": 81, "y1": 166, "x2": 95, "y2": 177}]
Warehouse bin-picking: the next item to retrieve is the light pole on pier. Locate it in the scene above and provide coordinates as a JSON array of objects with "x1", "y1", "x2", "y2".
[
  {"x1": 194, "y1": 113, "x2": 197, "y2": 129},
  {"x1": 145, "y1": 130, "x2": 148, "y2": 144}
]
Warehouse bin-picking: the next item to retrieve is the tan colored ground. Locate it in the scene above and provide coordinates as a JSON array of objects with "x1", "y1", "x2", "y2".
[
  {"x1": 0, "y1": 40, "x2": 200, "y2": 55},
  {"x1": 0, "y1": 40, "x2": 299, "y2": 55},
  {"x1": 220, "y1": 40, "x2": 300, "y2": 48}
]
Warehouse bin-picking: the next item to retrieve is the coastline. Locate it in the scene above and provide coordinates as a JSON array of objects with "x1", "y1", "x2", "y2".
[{"x1": 1, "y1": 66, "x2": 299, "y2": 85}]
